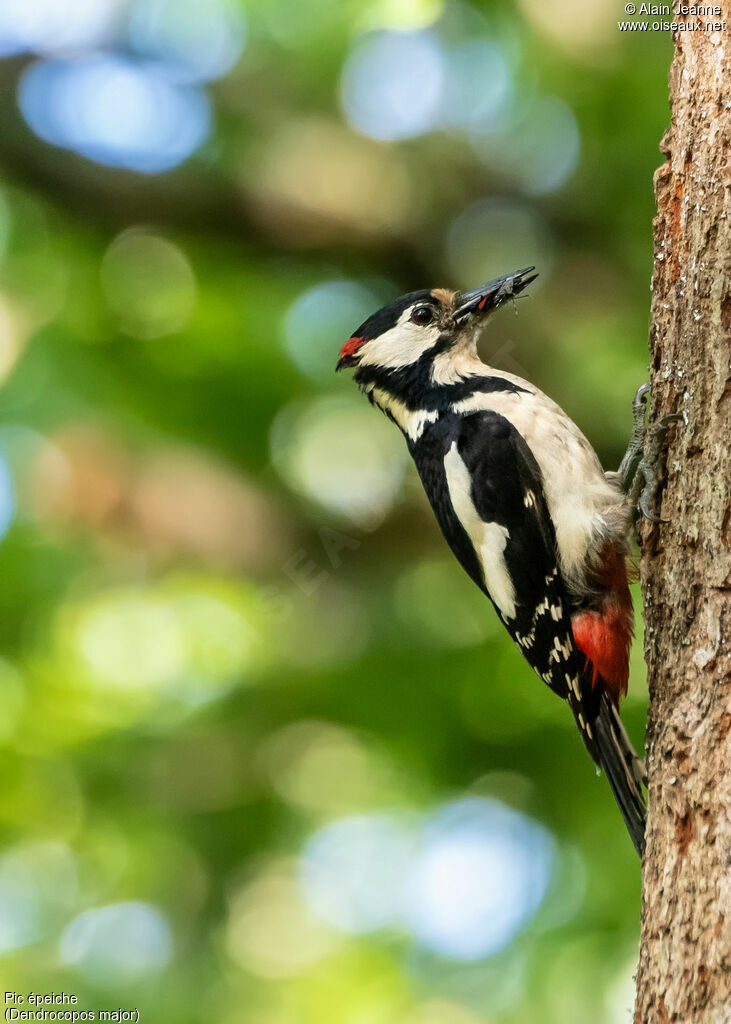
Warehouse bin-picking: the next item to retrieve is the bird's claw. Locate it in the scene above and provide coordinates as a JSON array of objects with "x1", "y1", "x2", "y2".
[
  {"x1": 639, "y1": 488, "x2": 665, "y2": 524},
  {"x1": 633, "y1": 382, "x2": 651, "y2": 412},
  {"x1": 633, "y1": 412, "x2": 683, "y2": 524},
  {"x1": 658, "y1": 412, "x2": 684, "y2": 429},
  {"x1": 619, "y1": 384, "x2": 683, "y2": 523},
  {"x1": 619, "y1": 383, "x2": 652, "y2": 491}
]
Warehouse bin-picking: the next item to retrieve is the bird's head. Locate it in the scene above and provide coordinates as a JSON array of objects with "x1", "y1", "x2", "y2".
[{"x1": 336, "y1": 267, "x2": 537, "y2": 383}]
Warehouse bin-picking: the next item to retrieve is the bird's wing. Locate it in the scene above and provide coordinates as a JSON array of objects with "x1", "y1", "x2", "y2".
[
  {"x1": 447, "y1": 410, "x2": 646, "y2": 852},
  {"x1": 447, "y1": 411, "x2": 585, "y2": 704}
]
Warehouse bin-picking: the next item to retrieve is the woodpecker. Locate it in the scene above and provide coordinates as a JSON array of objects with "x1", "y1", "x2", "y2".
[{"x1": 337, "y1": 267, "x2": 648, "y2": 855}]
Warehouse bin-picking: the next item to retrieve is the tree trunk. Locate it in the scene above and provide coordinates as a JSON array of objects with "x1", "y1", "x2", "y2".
[{"x1": 634, "y1": 14, "x2": 731, "y2": 1024}]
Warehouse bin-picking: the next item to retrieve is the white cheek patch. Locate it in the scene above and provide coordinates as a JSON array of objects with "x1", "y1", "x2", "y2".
[
  {"x1": 357, "y1": 309, "x2": 441, "y2": 370},
  {"x1": 444, "y1": 442, "x2": 517, "y2": 620}
]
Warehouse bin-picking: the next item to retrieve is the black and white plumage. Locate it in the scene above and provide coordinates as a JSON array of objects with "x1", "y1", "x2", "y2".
[{"x1": 337, "y1": 269, "x2": 646, "y2": 854}]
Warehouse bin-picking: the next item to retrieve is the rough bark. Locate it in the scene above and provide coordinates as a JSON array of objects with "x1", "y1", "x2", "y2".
[{"x1": 634, "y1": 15, "x2": 731, "y2": 1024}]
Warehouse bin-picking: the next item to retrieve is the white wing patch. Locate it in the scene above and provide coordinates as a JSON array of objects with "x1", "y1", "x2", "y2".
[{"x1": 444, "y1": 441, "x2": 517, "y2": 620}]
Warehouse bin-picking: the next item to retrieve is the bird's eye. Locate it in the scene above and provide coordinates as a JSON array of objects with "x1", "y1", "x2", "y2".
[{"x1": 411, "y1": 305, "x2": 434, "y2": 326}]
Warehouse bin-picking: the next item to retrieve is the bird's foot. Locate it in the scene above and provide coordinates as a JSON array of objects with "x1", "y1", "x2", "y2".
[
  {"x1": 618, "y1": 384, "x2": 682, "y2": 523},
  {"x1": 629, "y1": 412, "x2": 683, "y2": 524},
  {"x1": 618, "y1": 383, "x2": 651, "y2": 492}
]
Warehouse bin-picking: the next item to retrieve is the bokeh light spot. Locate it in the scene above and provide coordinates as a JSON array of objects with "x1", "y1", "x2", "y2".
[
  {"x1": 76, "y1": 594, "x2": 185, "y2": 691},
  {"x1": 226, "y1": 860, "x2": 341, "y2": 978},
  {"x1": 518, "y1": 0, "x2": 618, "y2": 58},
  {"x1": 446, "y1": 198, "x2": 553, "y2": 289},
  {"x1": 60, "y1": 901, "x2": 172, "y2": 983},
  {"x1": 341, "y1": 30, "x2": 445, "y2": 141},
  {"x1": 248, "y1": 118, "x2": 415, "y2": 242},
  {"x1": 361, "y1": 0, "x2": 445, "y2": 31},
  {"x1": 301, "y1": 814, "x2": 416, "y2": 933},
  {"x1": 0, "y1": 842, "x2": 79, "y2": 952},
  {"x1": 516, "y1": 96, "x2": 580, "y2": 194},
  {"x1": 260, "y1": 721, "x2": 403, "y2": 816},
  {"x1": 406, "y1": 799, "x2": 554, "y2": 959},
  {"x1": 0, "y1": 0, "x2": 122, "y2": 57},
  {"x1": 442, "y1": 40, "x2": 512, "y2": 135},
  {"x1": 129, "y1": 0, "x2": 246, "y2": 83},
  {"x1": 300, "y1": 799, "x2": 554, "y2": 961},
  {"x1": 101, "y1": 229, "x2": 197, "y2": 339},
  {"x1": 284, "y1": 280, "x2": 382, "y2": 381},
  {"x1": 165, "y1": 578, "x2": 269, "y2": 702},
  {"x1": 0, "y1": 860, "x2": 40, "y2": 953},
  {"x1": 0, "y1": 294, "x2": 31, "y2": 384},
  {"x1": 172, "y1": 593, "x2": 254, "y2": 682},
  {"x1": 19, "y1": 55, "x2": 211, "y2": 173},
  {"x1": 474, "y1": 96, "x2": 580, "y2": 195},
  {"x1": 270, "y1": 396, "x2": 408, "y2": 527},
  {"x1": 0, "y1": 450, "x2": 16, "y2": 541},
  {"x1": 58, "y1": 576, "x2": 270, "y2": 717}
]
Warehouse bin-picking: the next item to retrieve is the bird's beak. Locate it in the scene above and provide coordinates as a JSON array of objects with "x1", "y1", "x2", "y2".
[
  {"x1": 453, "y1": 266, "x2": 538, "y2": 323},
  {"x1": 336, "y1": 334, "x2": 365, "y2": 372}
]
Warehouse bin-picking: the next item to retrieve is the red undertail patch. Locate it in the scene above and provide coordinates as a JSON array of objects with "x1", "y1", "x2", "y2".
[
  {"x1": 572, "y1": 608, "x2": 632, "y2": 705},
  {"x1": 571, "y1": 548, "x2": 634, "y2": 706}
]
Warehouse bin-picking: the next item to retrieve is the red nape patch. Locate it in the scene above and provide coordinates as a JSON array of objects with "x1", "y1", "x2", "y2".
[
  {"x1": 572, "y1": 604, "x2": 633, "y2": 706},
  {"x1": 339, "y1": 336, "x2": 365, "y2": 359}
]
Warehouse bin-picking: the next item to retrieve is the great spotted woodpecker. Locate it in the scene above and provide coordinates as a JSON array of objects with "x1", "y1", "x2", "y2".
[{"x1": 337, "y1": 267, "x2": 648, "y2": 855}]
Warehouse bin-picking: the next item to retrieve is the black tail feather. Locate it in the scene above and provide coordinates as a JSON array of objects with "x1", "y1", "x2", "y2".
[{"x1": 592, "y1": 691, "x2": 647, "y2": 856}]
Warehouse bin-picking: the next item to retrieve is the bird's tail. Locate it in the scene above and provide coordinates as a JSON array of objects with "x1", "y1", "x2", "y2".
[{"x1": 592, "y1": 690, "x2": 647, "y2": 856}]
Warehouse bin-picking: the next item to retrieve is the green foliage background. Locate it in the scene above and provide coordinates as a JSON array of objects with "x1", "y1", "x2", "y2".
[{"x1": 0, "y1": 2, "x2": 672, "y2": 1021}]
